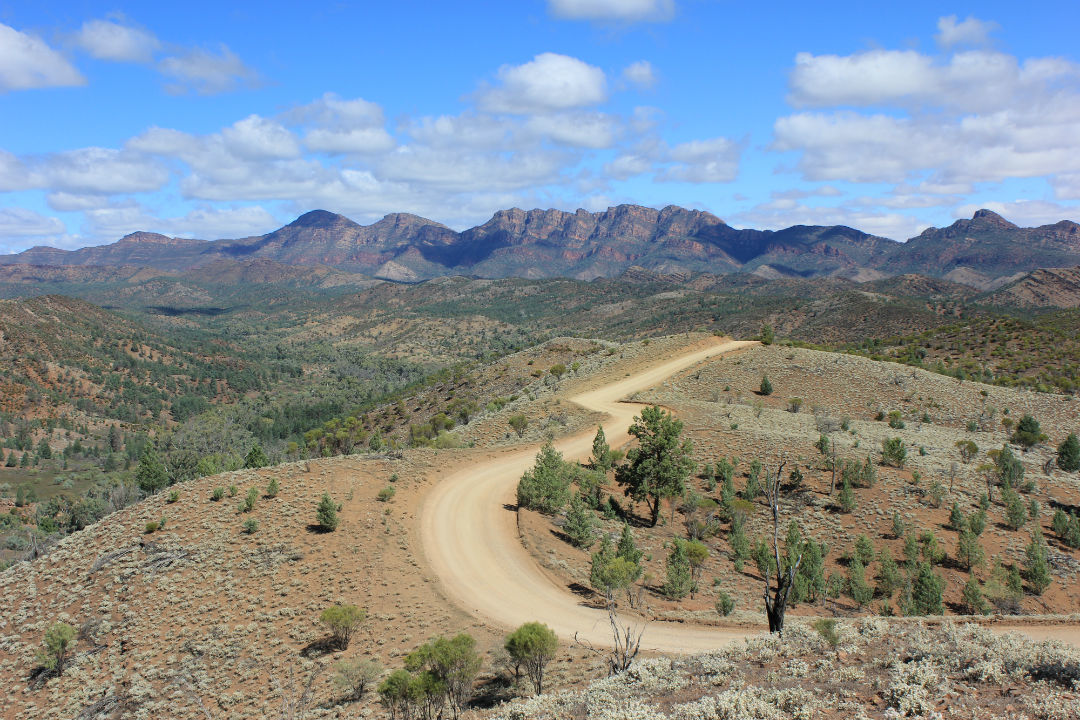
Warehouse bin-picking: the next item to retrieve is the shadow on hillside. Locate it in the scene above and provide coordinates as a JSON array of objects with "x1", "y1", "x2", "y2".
[
  {"x1": 305, "y1": 524, "x2": 333, "y2": 534},
  {"x1": 300, "y1": 637, "x2": 337, "y2": 658}
]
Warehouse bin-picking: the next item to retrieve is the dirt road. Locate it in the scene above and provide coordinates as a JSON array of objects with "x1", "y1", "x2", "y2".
[
  {"x1": 419, "y1": 337, "x2": 1080, "y2": 651},
  {"x1": 420, "y1": 338, "x2": 761, "y2": 652}
]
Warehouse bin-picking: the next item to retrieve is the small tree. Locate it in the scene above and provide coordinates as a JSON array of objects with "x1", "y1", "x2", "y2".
[
  {"x1": 135, "y1": 445, "x2": 169, "y2": 494},
  {"x1": 760, "y1": 324, "x2": 774, "y2": 345},
  {"x1": 508, "y1": 414, "x2": 528, "y2": 438},
  {"x1": 907, "y1": 562, "x2": 944, "y2": 615},
  {"x1": 517, "y1": 443, "x2": 572, "y2": 514},
  {"x1": 317, "y1": 492, "x2": 340, "y2": 531},
  {"x1": 759, "y1": 374, "x2": 773, "y2": 396},
  {"x1": 961, "y1": 574, "x2": 990, "y2": 615},
  {"x1": 853, "y1": 534, "x2": 875, "y2": 566},
  {"x1": 875, "y1": 549, "x2": 902, "y2": 599},
  {"x1": 996, "y1": 444, "x2": 1024, "y2": 488},
  {"x1": 1058, "y1": 433, "x2": 1080, "y2": 472},
  {"x1": 956, "y1": 439, "x2": 978, "y2": 464},
  {"x1": 505, "y1": 622, "x2": 558, "y2": 695},
  {"x1": 881, "y1": 437, "x2": 906, "y2": 468},
  {"x1": 847, "y1": 556, "x2": 873, "y2": 608},
  {"x1": 549, "y1": 363, "x2": 566, "y2": 385},
  {"x1": 837, "y1": 478, "x2": 855, "y2": 513},
  {"x1": 405, "y1": 633, "x2": 482, "y2": 719},
  {"x1": 1024, "y1": 527, "x2": 1052, "y2": 595},
  {"x1": 333, "y1": 658, "x2": 382, "y2": 702},
  {"x1": 562, "y1": 495, "x2": 596, "y2": 548},
  {"x1": 1011, "y1": 414, "x2": 1044, "y2": 449},
  {"x1": 37, "y1": 622, "x2": 76, "y2": 676},
  {"x1": 321, "y1": 604, "x2": 366, "y2": 650},
  {"x1": 684, "y1": 540, "x2": 709, "y2": 597},
  {"x1": 728, "y1": 511, "x2": 750, "y2": 571},
  {"x1": 591, "y1": 425, "x2": 613, "y2": 474},
  {"x1": 956, "y1": 528, "x2": 984, "y2": 571},
  {"x1": 1002, "y1": 485, "x2": 1027, "y2": 530},
  {"x1": 244, "y1": 443, "x2": 270, "y2": 469},
  {"x1": 266, "y1": 477, "x2": 280, "y2": 498},
  {"x1": 662, "y1": 540, "x2": 694, "y2": 600},
  {"x1": 616, "y1": 406, "x2": 694, "y2": 527}
]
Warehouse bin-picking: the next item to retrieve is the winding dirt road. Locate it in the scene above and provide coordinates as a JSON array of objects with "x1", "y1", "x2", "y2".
[
  {"x1": 419, "y1": 337, "x2": 1080, "y2": 651},
  {"x1": 420, "y1": 338, "x2": 761, "y2": 652}
]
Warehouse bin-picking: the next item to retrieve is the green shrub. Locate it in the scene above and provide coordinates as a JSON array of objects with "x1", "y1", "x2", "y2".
[
  {"x1": 715, "y1": 592, "x2": 735, "y2": 617},
  {"x1": 228, "y1": 484, "x2": 238, "y2": 497},
  {"x1": 37, "y1": 622, "x2": 76, "y2": 676},
  {"x1": 266, "y1": 477, "x2": 279, "y2": 498},
  {"x1": 167, "y1": 490, "x2": 179, "y2": 504},
  {"x1": 239, "y1": 486, "x2": 258, "y2": 513},
  {"x1": 881, "y1": 437, "x2": 906, "y2": 468},
  {"x1": 759, "y1": 374, "x2": 773, "y2": 396},
  {"x1": 317, "y1": 492, "x2": 340, "y2": 531},
  {"x1": 320, "y1": 604, "x2": 366, "y2": 650},
  {"x1": 377, "y1": 485, "x2": 396, "y2": 502},
  {"x1": 242, "y1": 518, "x2": 259, "y2": 534},
  {"x1": 144, "y1": 521, "x2": 159, "y2": 534},
  {"x1": 211, "y1": 487, "x2": 224, "y2": 502},
  {"x1": 888, "y1": 410, "x2": 905, "y2": 429},
  {"x1": 333, "y1": 658, "x2": 382, "y2": 702},
  {"x1": 1058, "y1": 433, "x2": 1080, "y2": 472},
  {"x1": 561, "y1": 495, "x2": 596, "y2": 548},
  {"x1": 505, "y1": 622, "x2": 559, "y2": 695}
]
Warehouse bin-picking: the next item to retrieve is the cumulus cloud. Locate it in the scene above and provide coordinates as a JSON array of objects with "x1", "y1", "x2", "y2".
[
  {"x1": 159, "y1": 44, "x2": 258, "y2": 95},
  {"x1": 476, "y1": 53, "x2": 607, "y2": 114},
  {"x1": 548, "y1": 0, "x2": 674, "y2": 22},
  {"x1": 526, "y1": 112, "x2": 619, "y2": 148},
  {"x1": 622, "y1": 60, "x2": 656, "y2": 89},
  {"x1": 0, "y1": 207, "x2": 66, "y2": 237},
  {"x1": 45, "y1": 147, "x2": 169, "y2": 194},
  {"x1": 776, "y1": 31, "x2": 1080, "y2": 192},
  {"x1": 936, "y1": 15, "x2": 998, "y2": 49},
  {"x1": 657, "y1": 137, "x2": 741, "y2": 183},
  {"x1": 291, "y1": 94, "x2": 395, "y2": 154},
  {"x1": 81, "y1": 203, "x2": 279, "y2": 240},
  {"x1": 0, "y1": 23, "x2": 84, "y2": 92},
  {"x1": 75, "y1": 18, "x2": 160, "y2": 63},
  {"x1": 221, "y1": 115, "x2": 301, "y2": 160}
]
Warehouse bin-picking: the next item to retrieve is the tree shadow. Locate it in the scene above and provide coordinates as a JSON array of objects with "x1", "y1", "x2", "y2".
[
  {"x1": 300, "y1": 637, "x2": 337, "y2": 658},
  {"x1": 502, "y1": 503, "x2": 517, "y2": 512},
  {"x1": 306, "y1": 524, "x2": 333, "y2": 534},
  {"x1": 549, "y1": 528, "x2": 575, "y2": 546}
]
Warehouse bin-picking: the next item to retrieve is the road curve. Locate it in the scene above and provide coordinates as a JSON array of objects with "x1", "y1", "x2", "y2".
[{"x1": 419, "y1": 338, "x2": 761, "y2": 652}]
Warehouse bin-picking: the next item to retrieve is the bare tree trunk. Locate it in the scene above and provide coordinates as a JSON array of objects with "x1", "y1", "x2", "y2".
[{"x1": 762, "y1": 458, "x2": 802, "y2": 636}]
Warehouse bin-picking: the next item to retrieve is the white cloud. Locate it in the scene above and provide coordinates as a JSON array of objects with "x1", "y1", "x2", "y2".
[
  {"x1": 775, "y1": 34, "x2": 1080, "y2": 191},
  {"x1": 81, "y1": 203, "x2": 279, "y2": 240},
  {"x1": 221, "y1": 115, "x2": 301, "y2": 160},
  {"x1": 75, "y1": 19, "x2": 160, "y2": 63},
  {"x1": 377, "y1": 147, "x2": 571, "y2": 192},
  {"x1": 936, "y1": 15, "x2": 998, "y2": 49},
  {"x1": 548, "y1": 0, "x2": 674, "y2": 22},
  {"x1": 0, "y1": 150, "x2": 41, "y2": 191},
  {"x1": 0, "y1": 23, "x2": 84, "y2": 92},
  {"x1": 45, "y1": 192, "x2": 112, "y2": 211},
  {"x1": 604, "y1": 153, "x2": 653, "y2": 180},
  {"x1": 292, "y1": 94, "x2": 395, "y2": 154},
  {"x1": 0, "y1": 207, "x2": 66, "y2": 236},
  {"x1": 45, "y1": 147, "x2": 169, "y2": 194},
  {"x1": 476, "y1": 53, "x2": 607, "y2": 114},
  {"x1": 159, "y1": 44, "x2": 258, "y2": 95},
  {"x1": 526, "y1": 112, "x2": 619, "y2": 148},
  {"x1": 657, "y1": 137, "x2": 741, "y2": 183},
  {"x1": 622, "y1": 60, "x2": 656, "y2": 89},
  {"x1": 404, "y1": 113, "x2": 517, "y2": 150}
]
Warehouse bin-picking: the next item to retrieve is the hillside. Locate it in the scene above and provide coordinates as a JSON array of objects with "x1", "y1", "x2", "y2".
[
  {"x1": 3, "y1": 206, "x2": 1078, "y2": 284},
  {"x1": 983, "y1": 266, "x2": 1080, "y2": 309}
]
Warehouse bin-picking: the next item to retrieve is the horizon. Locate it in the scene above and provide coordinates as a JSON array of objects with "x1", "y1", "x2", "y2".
[
  {"x1": 1, "y1": 1, "x2": 1078, "y2": 251},
  {"x1": 3, "y1": 203, "x2": 1054, "y2": 255}
]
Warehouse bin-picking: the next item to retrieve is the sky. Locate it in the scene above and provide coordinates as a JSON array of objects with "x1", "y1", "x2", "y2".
[{"x1": 1, "y1": 0, "x2": 1078, "y2": 252}]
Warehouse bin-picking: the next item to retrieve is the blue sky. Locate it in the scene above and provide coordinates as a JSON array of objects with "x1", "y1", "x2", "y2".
[{"x1": 1, "y1": 0, "x2": 1078, "y2": 251}]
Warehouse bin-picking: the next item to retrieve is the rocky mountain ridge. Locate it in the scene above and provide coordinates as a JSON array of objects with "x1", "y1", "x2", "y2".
[{"x1": 2, "y1": 205, "x2": 1078, "y2": 285}]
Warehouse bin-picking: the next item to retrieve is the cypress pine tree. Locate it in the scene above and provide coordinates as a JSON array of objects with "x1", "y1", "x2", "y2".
[
  {"x1": 663, "y1": 540, "x2": 694, "y2": 600},
  {"x1": 562, "y1": 495, "x2": 596, "y2": 549},
  {"x1": 316, "y1": 492, "x2": 340, "y2": 531},
  {"x1": 1024, "y1": 527, "x2": 1052, "y2": 595},
  {"x1": 1058, "y1": 433, "x2": 1080, "y2": 472},
  {"x1": 908, "y1": 562, "x2": 944, "y2": 615},
  {"x1": 135, "y1": 445, "x2": 169, "y2": 494},
  {"x1": 961, "y1": 573, "x2": 990, "y2": 615}
]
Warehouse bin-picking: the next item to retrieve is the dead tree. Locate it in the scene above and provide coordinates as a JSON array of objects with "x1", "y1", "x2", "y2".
[
  {"x1": 762, "y1": 458, "x2": 802, "y2": 636},
  {"x1": 574, "y1": 604, "x2": 646, "y2": 675}
]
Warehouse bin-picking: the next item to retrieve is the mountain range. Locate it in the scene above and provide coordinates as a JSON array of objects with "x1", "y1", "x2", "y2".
[{"x1": 3, "y1": 205, "x2": 1078, "y2": 288}]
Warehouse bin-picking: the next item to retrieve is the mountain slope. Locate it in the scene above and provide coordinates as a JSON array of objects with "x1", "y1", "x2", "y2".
[{"x1": 2, "y1": 205, "x2": 1078, "y2": 283}]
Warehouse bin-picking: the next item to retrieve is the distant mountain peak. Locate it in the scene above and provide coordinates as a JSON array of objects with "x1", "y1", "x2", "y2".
[
  {"x1": 287, "y1": 209, "x2": 355, "y2": 229},
  {"x1": 970, "y1": 208, "x2": 1017, "y2": 228},
  {"x1": 119, "y1": 231, "x2": 173, "y2": 244}
]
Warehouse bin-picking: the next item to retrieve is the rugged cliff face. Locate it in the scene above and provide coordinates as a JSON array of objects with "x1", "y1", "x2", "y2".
[{"x1": 2, "y1": 205, "x2": 1077, "y2": 284}]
